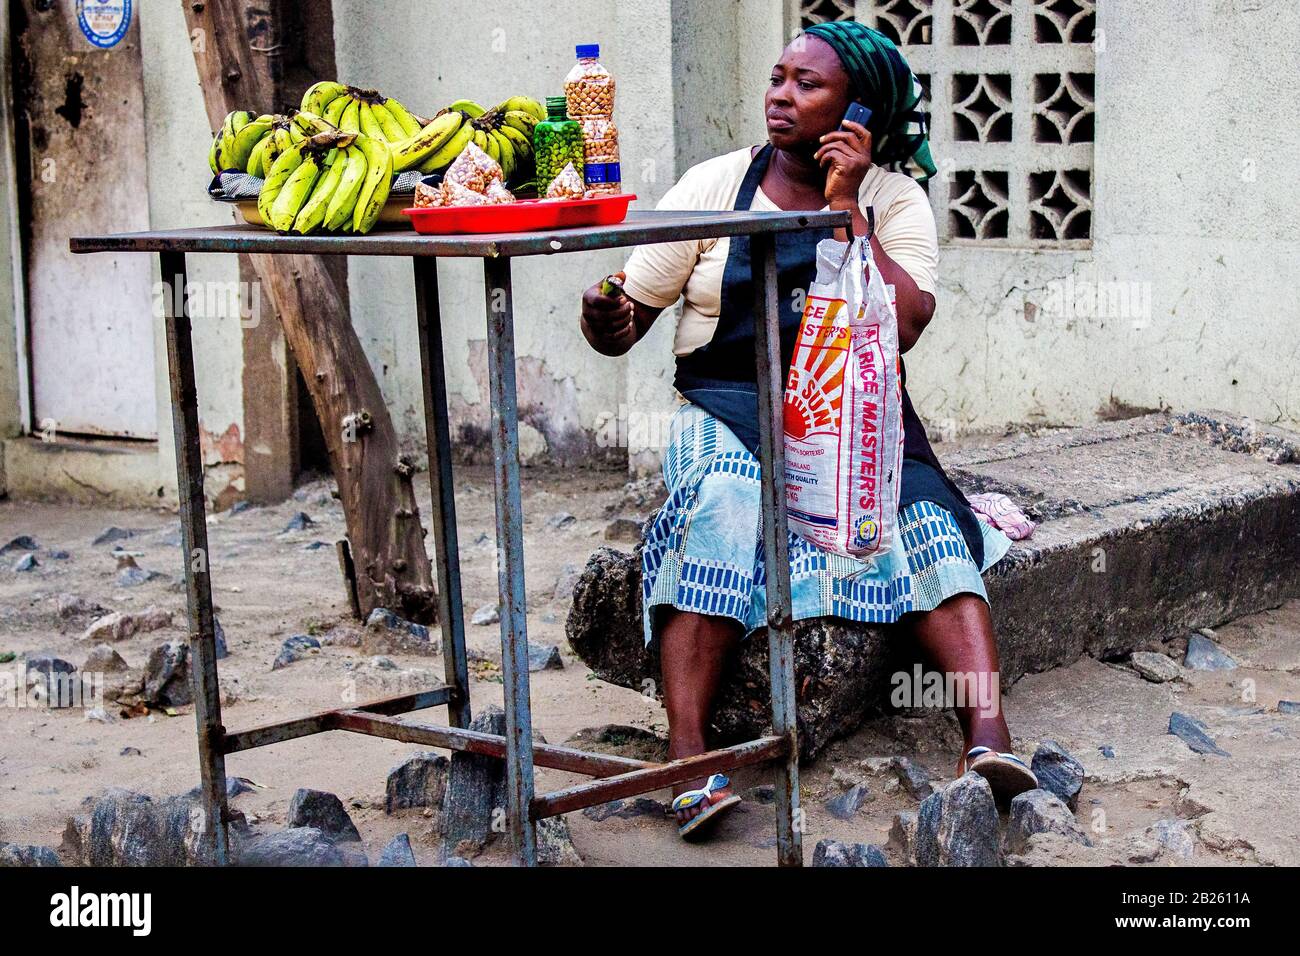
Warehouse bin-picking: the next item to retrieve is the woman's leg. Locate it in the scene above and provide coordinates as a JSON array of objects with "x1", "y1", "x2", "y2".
[
  {"x1": 658, "y1": 607, "x2": 743, "y2": 821},
  {"x1": 906, "y1": 593, "x2": 1012, "y2": 773}
]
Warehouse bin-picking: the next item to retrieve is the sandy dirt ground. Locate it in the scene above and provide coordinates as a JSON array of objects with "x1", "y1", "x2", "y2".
[{"x1": 2, "y1": 466, "x2": 1297, "y2": 866}]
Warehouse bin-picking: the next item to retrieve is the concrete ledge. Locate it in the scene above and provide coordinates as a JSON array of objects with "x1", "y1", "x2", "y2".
[
  {"x1": 2, "y1": 436, "x2": 166, "y2": 507},
  {"x1": 566, "y1": 410, "x2": 1300, "y2": 759}
]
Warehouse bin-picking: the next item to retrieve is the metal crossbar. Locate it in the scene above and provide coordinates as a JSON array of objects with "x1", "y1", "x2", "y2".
[{"x1": 70, "y1": 209, "x2": 849, "y2": 867}]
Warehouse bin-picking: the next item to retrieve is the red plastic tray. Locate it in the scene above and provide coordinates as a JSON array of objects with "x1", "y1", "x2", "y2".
[{"x1": 403, "y1": 193, "x2": 636, "y2": 235}]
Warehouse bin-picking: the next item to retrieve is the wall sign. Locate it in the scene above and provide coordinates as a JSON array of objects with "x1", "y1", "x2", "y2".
[{"x1": 76, "y1": 0, "x2": 132, "y2": 50}]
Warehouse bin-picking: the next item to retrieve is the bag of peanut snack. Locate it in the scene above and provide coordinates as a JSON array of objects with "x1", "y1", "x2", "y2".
[{"x1": 782, "y1": 236, "x2": 903, "y2": 558}]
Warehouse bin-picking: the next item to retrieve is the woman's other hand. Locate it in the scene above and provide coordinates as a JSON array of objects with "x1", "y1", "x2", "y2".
[
  {"x1": 581, "y1": 272, "x2": 639, "y2": 356},
  {"x1": 816, "y1": 119, "x2": 873, "y2": 208}
]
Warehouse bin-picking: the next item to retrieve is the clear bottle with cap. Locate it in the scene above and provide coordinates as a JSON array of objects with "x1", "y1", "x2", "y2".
[{"x1": 564, "y1": 43, "x2": 621, "y2": 196}]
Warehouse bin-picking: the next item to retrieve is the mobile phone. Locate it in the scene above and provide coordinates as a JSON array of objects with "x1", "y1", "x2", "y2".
[{"x1": 842, "y1": 101, "x2": 873, "y2": 130}]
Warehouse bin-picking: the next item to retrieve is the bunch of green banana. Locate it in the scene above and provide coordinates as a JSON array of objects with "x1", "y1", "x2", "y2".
[
  {"x1": 256, "y1": 128, "x2": 395, "y2": 236},
  {"x1": 300, "y1": 80, "x2": 426, "y2": 144},
  {"x1": 209, "y1": 110, "x2": 276, "y2": 174},
  {"x1": 448, "y1": 95, "x2": 546, "y2": 185}
]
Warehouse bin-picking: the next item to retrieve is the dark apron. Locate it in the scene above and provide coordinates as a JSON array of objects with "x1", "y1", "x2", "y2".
[{"x1": 674, "y1": 144, "x2": 985, "y2": 566}]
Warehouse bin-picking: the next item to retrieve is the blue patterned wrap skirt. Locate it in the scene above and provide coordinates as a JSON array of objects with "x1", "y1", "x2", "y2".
[{"x1": 640, "y1": 403, "x2": 1012, "y2": 645}]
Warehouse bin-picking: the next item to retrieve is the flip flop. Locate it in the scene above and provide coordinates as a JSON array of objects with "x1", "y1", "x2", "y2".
[
  {"x1": 671, "y1": 773, "x2": 742, "y2": 841},
  {"x1": 959, "y1": 746, "x2": 1038, "y2": 804}
]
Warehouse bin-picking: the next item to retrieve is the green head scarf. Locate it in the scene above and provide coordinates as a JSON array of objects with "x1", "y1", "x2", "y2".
[{"x1": 802, "y1": 20, "x2": 936, "y2": 182}]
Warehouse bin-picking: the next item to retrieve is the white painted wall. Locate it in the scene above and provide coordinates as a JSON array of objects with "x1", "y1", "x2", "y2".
[{"x1": 0, "y1": 0, "x2": 1296, "y2": 500}]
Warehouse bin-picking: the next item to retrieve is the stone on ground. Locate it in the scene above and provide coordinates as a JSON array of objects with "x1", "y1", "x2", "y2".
[
  {"x1": 143, "y1": 640, "x2": 191, "y2": 706},
  {"x1": 0, "y1": 842, "x2": 62, "y2": 867},
  {"x1": 287, "y1": 788, "x2": 361, "y2": 843},
  {"x1": 1168, "y1": 711, "x2": 1230, "y2": 756},
  {"x1": 235, "y1": 827, "x2": 347, "y2": 867},
  {"x1": 1130, "y1": 650, "x2": 1182, "y2": 682},
  {"x1": 385, "y1": 752, "x2": 449, "y2": 813},
  {"x1": 1030, "y1": 740, "x2": 1085, "y2": 810},
  {"x1": 1003, "y1": 789, "x2": 1091, "y2": 855},
  {"x1": 1184, "y1": 633, "x2": 1238, "y2": 670},
  {"x1": 62, "y1": 789, "x2": 204, "y2": 866},
  {"x1": 442, "y1": 706, "x2": 507, "y2": 856},
  {"x1": 377, "y1": 833, "x2": 417, "y2": 867},
  {"x1": 911, "y1": 774, "x2": 1000, "y2": 867},
  {"x1": 812, "y1": 839, "x2": 888, "y2": 867}
]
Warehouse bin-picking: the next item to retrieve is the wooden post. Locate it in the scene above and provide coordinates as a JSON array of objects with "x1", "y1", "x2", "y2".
[{"x1": 182, "y1": 0, "x2": 438, "y2": 623}]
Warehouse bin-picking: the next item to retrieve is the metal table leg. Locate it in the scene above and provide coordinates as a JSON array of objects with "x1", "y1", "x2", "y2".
[
  {"x1": 413, "y1": 257, "x2": 471, "y2": 729},
  {"x1": 160, "y1": 250, "x2": 231, "y2": 865},
  {"x1": 482, "y1": 256, "x2": 538, "y2": 866},
  {"x1": 750, "y1": 234, "x2": 803, "y2": 867}
]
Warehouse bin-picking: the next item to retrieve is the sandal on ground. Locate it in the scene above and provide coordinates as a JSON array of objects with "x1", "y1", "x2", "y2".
[
  {"x1": 671, "y1": 773, "x2": 742, "y2": 841},
  {"x1": 959, "y1": 746, "x2": 1038, "y2": 803}
]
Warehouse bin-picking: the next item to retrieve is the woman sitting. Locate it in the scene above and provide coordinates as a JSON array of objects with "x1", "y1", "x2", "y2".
[{"x1": 579, "y1": 20, "x2": 1037, "y2": 841}]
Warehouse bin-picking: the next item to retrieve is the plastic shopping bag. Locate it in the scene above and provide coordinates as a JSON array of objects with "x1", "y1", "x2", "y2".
[{"x1": 782, "y1": 236, "x2": 903, "y2": 558}]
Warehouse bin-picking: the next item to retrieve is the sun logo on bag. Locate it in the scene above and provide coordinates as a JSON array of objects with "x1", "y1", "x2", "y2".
[
  {"x1": 784, "y1": 296, "x2": 849, "y2": 442},
  {"x1": 852, "y1": 516, "x2": 880, "y2": 550}
]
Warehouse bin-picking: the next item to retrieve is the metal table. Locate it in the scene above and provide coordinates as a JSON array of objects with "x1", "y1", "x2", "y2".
[{"x1": 70, "y1": 207, "x2": 849, "y2": 867}]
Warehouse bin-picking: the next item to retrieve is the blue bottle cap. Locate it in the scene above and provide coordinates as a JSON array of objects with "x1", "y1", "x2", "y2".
[{"x1": 576, "y1": 44, "x2": 600, "y2": 58}]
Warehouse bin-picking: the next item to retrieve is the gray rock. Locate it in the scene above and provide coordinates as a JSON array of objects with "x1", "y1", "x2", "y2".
[
  {"x1": 47, "y1": 550, "x2": 70, "y2": 560},
  {"x1": 301, "y1": 540, "x2": 331, "y2": 551},
  {"x1": 603, "y1": 517, "x2": 643, "y2": 543},
  {"x1": 57, "y1": 594, "x2": 105, "y2": 620},
  {"x1": 93, "y1": 527, "x2": 134, "y2": 546},
  {"x1": 13, "y1": 553, "x2": 38, "y2": 572},
  {"x1": 143, "y1": 641, "x2": 192, "y2": 707},
  {"x1": 913, "y1": 791, "x2": 942, "y2": 867},
  {"x1": 1030, "y1": 740, "x2": 1085, "y2": 810},
  {"x1": 117, "y1": 565, "x2": 164, "y2": 587},
  {"x1": 890, "y1": 756, "x2": 933, "y2": 798},
  {"x1": 1130, "y1": 650, "x2": 1182, "y2": 682},
  {"x1": 281, "y1": 512, "x2": 314, "y2": 533},
  {"x1": 528, "y1": 642, "x2": 563, "y2": 672},
  {"x1": 812, "y1": 839, "x2": 888, "y2": 867},
  {"x1": 887, "y1": 811, "x2": 917, "y2": 860},
  {"x1": 0, "y1": 842, "x2": 62, "y2": 867},
  {"x1": 61, "y1": 789, "x2": 204, "y2": 866},
  {"x1": 545, "y1": 512, "x2": 577, "y2": 531},
  {"x1": 912, "y1": 774, "x2": 1000, "y2": 867},
  {"x1": 25, "y1": 655, "x2": 77, "y2": 707},
  {"x1": 377, "y1": 833, "x2": 417, "y2": 867},
  {"x1": 235, "y1": 827, "x2": 346, "y2": 867},
  {"x1": 536, "y1": 815, "x2": 582, "y2": 866},
  {"x1": 1278, "y1": 700, "x2": 1300, "y2": 715},
  {"x1": 1169, "y1": 712, "x2": 1230, "y2": 756},
  {"x1": 1148, "y1": 819, "x2": 1195, "y2": 860},
  {"x1": 214, "y1": 618, "x2": 230, "y2": 660},
  {"x1": 553, "y1": 562, "x2": 583, "y2": 602},
  {"x1": 369, "y1": 655, "x2": 397, "y2": 670},
  {"x1": 271, "y1": 634, "x2": 320, "y2": 670},
  {"x1": 443, "y1": 706, "x2": 507, "y2": 855},
  {"x1": 0, "y1": 535, "x2": 38, "y2": 555},
  {"x1": 287, "y1": 788, "x2": 361, "y2": 843},
  {"x1": 386, "y1": 752, "x2": 449, "y2": 813},
  {"x1": 471, "y1": 604, "x2": 500, "y2": 627},
  {"x1": 1099, "y1": 745, "x2": 1115, "y2": 758},
  {"x1": 185, "y1": 776, "x2": 257, "y2": 800},
  {"x1": 582, "y1": 797, "x2": 666, "y2": 822},
  {"x1": 84, "y1": 644, "x2": 129, "y2": 673},
  {"x1": 363, "y1": 607, "x2": 436, "y2": 656},
  {"x1": 825, "y1": 783, "x2": 870, "y2": 820},
  {"x1": 443, "y1": 855, "x2": 473, "y2": 867},
  {"x1": 120, "y1": 747, "x2": 143, "y2": 757},
  {"x1": 81, "y1": 607, "x2": 172, "y2": 643},
  {"x1": 227, "y1": 501, "x2": 256, "y2": 516},
  {"x1": 1004, "y1": 789, "x2": 1091, "y2": 855},
  {"x1": 1184, "y1": 633, "x2": 1237, "y2": 671}
]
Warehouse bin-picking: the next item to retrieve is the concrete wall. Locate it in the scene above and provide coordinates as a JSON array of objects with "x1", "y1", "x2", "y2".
[
  {"x1": 332, "y1": 0, "x2": 682, "y2": 466},
  {"x1": 0, "y1": 3, "x2": 24, "y2": 495},
  {"x1": 0, "y1": 0, "x2": 1295, "y2": 501},
  {"x1": 912, "y1": 0, "x2": 1300, "y2": 434}
]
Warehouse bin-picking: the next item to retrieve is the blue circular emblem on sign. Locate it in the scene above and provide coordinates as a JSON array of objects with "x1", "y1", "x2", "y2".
[{"x1": 77, "y1": 0, "x2": 132, "y2": 49}]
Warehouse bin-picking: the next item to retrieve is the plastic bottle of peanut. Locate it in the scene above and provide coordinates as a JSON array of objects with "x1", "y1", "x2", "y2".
[{"x1": 564, "y1": 43, "x2": 621, "y2": 196}]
